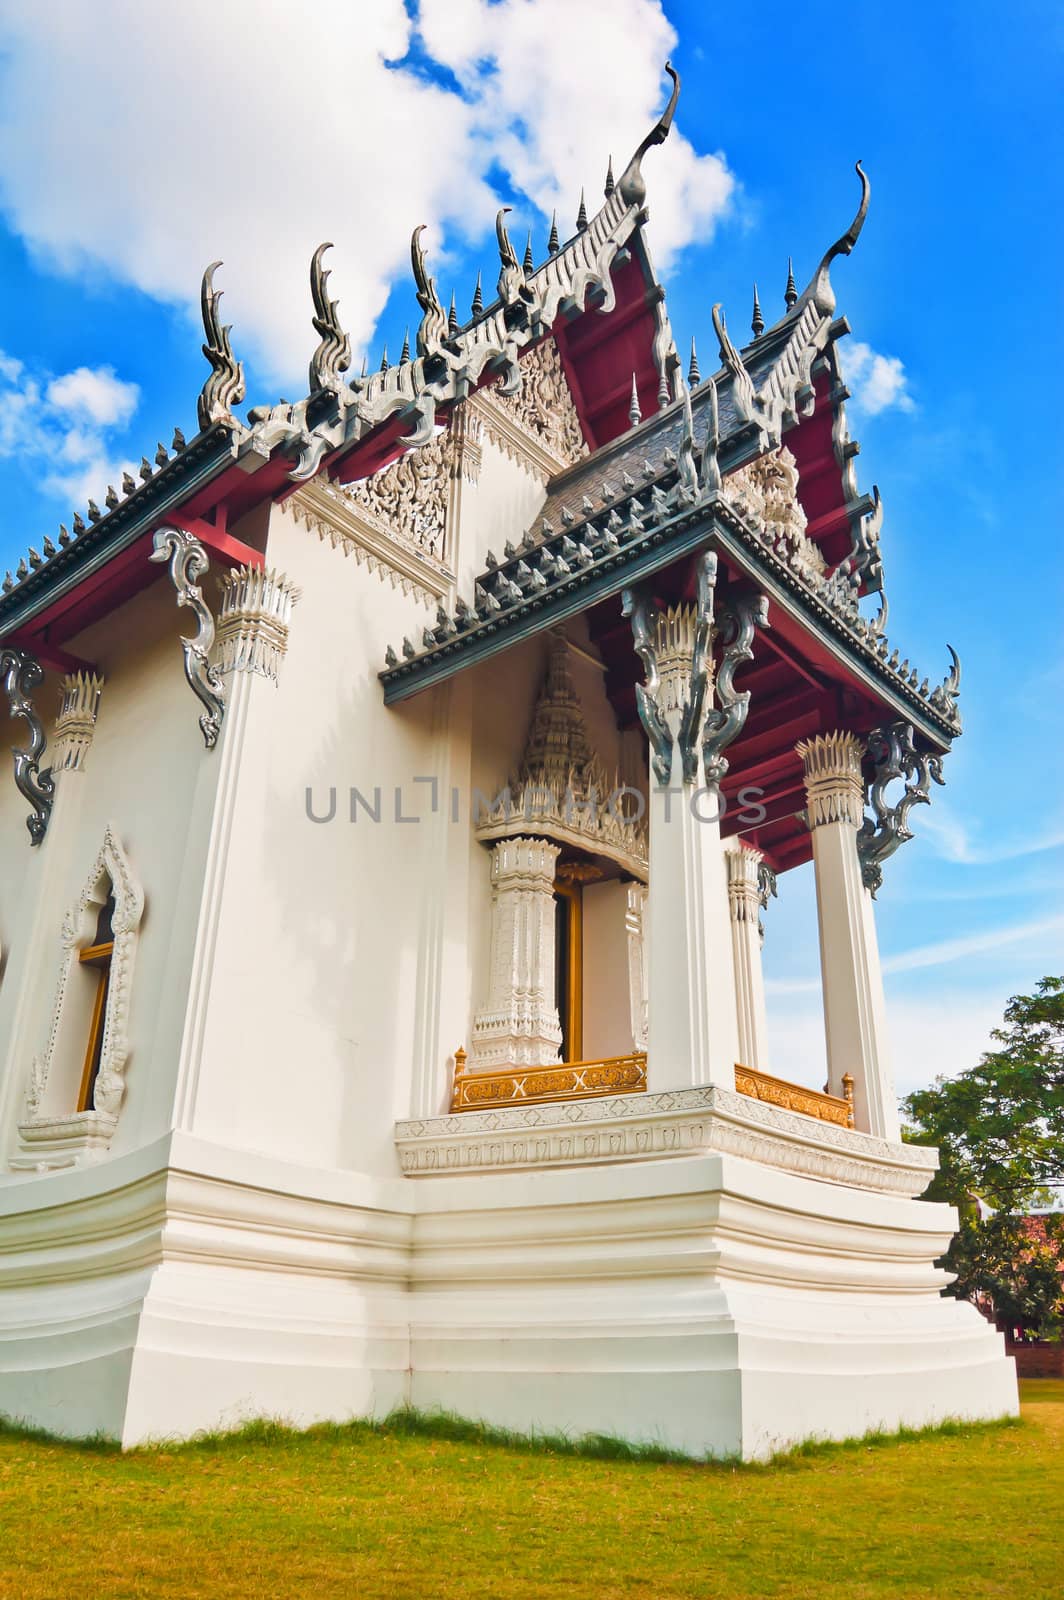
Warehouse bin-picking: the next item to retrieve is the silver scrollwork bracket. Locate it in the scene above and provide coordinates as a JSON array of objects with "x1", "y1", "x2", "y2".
[
  {"x1": 856, "y1": 720, "x2": 944, "y2": 896},
  {"x1": 702, "y1": 591, "x2": 769, "y2": 785},
  {"x1": 757, "y1": 860, "x2": 778, "y2": 943},
  {"x1": 0, "y1": 647, "x2": 55, "y2": 845},
  {"x1": 150, "y1": 527, "x2": 227, "y2": 749},
  {"x1": 621, "y1": 585, "x2": 673, "y2": 787}
]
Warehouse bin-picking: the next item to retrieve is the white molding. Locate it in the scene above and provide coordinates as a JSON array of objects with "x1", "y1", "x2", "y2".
[
  {"x1": 290, "y1": 481, "x2": 452, "y2": 607},
  {"x1": 395, "y1": 1084, "x2": 938, "y2": 1196}
]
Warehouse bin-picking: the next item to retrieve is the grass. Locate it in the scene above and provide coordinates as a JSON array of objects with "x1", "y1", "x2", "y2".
[{"x1": 0, "y1": 1381, "x2": 1060, "y2": 1599}]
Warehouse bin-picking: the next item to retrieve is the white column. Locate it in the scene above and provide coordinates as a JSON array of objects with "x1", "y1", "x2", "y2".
[
  {"x1": 645, "y1": 608, "x2": 739, "y2": 1093},
  {"x1": 725, "y1": 840, "x2": 769, "y2": 1070},
  {"x1": 797, "y1": 732, "x2": 899, "y2": 1141},
  {"x1": 625, "y1": 882, "x2": 649, "y2": 1053},
  {"x1": 469, "y1": 837, "x2": 563, "y2": 1070}
]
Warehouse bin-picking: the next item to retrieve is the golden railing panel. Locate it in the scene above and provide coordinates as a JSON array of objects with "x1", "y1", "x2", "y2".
[
  {"x1": 451, "y1": 1050, "x2": 647, "y2": 1112},
  {"x1": 735, "y1": 1064, "x2": 855, "y2": 1129}
]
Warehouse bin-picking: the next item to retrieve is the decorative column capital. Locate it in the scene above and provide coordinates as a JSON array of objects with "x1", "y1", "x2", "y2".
[
  {"x1": 216, "y1": 565, "x2": 301, "y2": 683},
  {"x1": 725, "y1": 839, "x2": 762, "y2": 923},
  {"x1": 489, "y1": 834, "x2": 561, "y2": 889},
  {"x1": 53, "y1": 672, "x2": 104, "y2": 772},
  {"x1": 796, "y1": 731, "x2": 865, "y2": 829}
]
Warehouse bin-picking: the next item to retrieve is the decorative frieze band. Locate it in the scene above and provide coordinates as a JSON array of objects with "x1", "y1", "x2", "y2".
[
  {"x1": 796, "y1": 731, "x2": 865, "y2": 829},
  {"x1": 53, "y1": 672, "x2": 104, "y2": 772},
  {"x1": 216, "y1": 566, "x2": 301, "y2": 683},
  {"x1": 290, "y1": 480, "x2": 451, "y2": 607}
]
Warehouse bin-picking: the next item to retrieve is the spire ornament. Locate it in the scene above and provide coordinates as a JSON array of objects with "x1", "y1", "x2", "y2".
[
  {"x1": 308, "y1": 243, "x2": 352, "y2": 396},
  {"x1": 471, "y1": 272, "x2": 484, "y2": 317},
  {"x1": 628, "y1": 373, "x2": 642, "y2": 428},
  {"x1": 197, "y1": 261, "x2": 246, "y2": 431},
  {"x1": 751, "y1": 284, "x2": 764, "y2": 338},
  {"x1": 523, "y1": 231, "x2": 535, "y2": 275},
  {"x1": 605, "y1": 156, "x2": 615, "y2": 198},
  {"x1": 548, "y1": 211, "x2": 560, "y2": 254},
  {"x1": 576, "y1": 190, "x2": 588, "y2": 232},
  {"x1": 0, "y1": 647, "x2": 55, "y2": 844},
  {"x1": 856, "y1": 721, "x2": 945, "y2": 895},
  {"x1": 688, "y1": 338, "x2": 701, "y2": 386},
  {"x1": 617, "y1": 61, "x2": 680, "y2": 208},
  {"x1": 784, "y1": 257, "x2": 798, "y2": 310},
  {"x1": 410, "y1": 224, "x2": 448, "y2": 362}
]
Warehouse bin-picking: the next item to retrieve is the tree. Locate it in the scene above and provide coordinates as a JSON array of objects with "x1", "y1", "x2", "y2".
[{"x1": 903, "y1": 976, "x2": 1064, "y2": 1339}]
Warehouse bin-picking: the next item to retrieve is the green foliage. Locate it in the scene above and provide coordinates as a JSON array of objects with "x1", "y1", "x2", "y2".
[{"x1": 903, "y1": 976, "x2": 1064, "y2": 1336}]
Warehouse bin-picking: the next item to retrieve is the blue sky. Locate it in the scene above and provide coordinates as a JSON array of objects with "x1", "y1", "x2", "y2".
[{"x1": 0, "y1": 0, "x2": 1060, "y2": 1093}]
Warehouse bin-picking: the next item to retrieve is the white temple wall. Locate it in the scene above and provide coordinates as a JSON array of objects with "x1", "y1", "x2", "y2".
[
  {"x1": 174, "y1": 498, "x2": 462, "y2": 1176},
  {"x1": 0, "y1": 579, "x2": 225, "y2": 1172},
  {"x1": 450, "y1": 429, "x2": 551, "y2": 600}
]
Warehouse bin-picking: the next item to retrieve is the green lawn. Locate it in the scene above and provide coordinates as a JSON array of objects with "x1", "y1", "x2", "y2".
[{"x1": 1, "y1": 1381, "x2": 1061, "y2": 1599}]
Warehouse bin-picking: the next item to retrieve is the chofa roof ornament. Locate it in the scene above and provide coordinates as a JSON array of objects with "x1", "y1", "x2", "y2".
[
  {"x1": 197, "y1": 262, "x2": 246, "y2": 431},
  {"x1": 617, "y1": 61, "x2": 681, "y2": 209},
  {"x1": 308, "y1": 242, "x2": 353, "y2": 396},
  {"x1": 410, "y1": 225, "x2": 449, "y2": 362},
  {"x1": 800, "y1": 161, "x2": 871, "y2": 318}
]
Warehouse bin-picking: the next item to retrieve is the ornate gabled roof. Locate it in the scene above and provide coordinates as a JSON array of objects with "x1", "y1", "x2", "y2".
[
  {"x1": 379, "y1": 365, "x2": 961, "y2": 745},
  {"x1": 0, "y1": 67, "x2": 688, "y2": 645}
]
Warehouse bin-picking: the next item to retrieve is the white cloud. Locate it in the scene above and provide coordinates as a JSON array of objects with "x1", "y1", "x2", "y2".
[
  {"x1": 0, "y1": 349, "x2": 139, "y2": 516},
  {"x1": 919, "y1": 802, "x2": 1064, "y2": 867},
  {"x1": 881, "y1": 914, "x2": 1064, "y2": 977},
  {"x1": 843, "y1": 339, "x2": 915, "y2": 416},
  {"x1": 45, "y1": 366, "x2": 139, "y2": 429},
  {"x1": 0, "y1": 0, "x2": 734, "y2": 387}
]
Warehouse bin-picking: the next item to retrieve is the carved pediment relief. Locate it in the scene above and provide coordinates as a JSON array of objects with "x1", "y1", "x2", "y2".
[
  {"x1": 724, "y1": 446, "x2": 826, "y2": 582},
  {"x1": 474, "y1": 338, "x2": 588, "y2": 475}
]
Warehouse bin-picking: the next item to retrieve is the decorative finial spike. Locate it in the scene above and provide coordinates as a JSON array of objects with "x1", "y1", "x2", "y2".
[
  {"x1": 548, "y1": 210, "x2": 560, "y2": 254},
  {"x1": 688, "y1": 338, "x2": 701, "y2": 387},
  {"x1": 523, "y1": 230, "x2": 534, "y2": 275},
  {"x1": 379, "y1": 345, "x2": 389, "y2": 374},
  {"x1": 105, "y1": 485, "x2": 118, "y2": 510},
  {"x1": 751, "y1": 283, "x2": 764, "y2": 339},
  {"x1": 360, "y1": 355, "x2": 368, "y2": 379},
  {"x1": 400, "y1": 327, "x2": 410, "y2": 364},
  {"x1": 628, "y1": 372, "x2": 642, "y2": 429},
  {"x1": 576, "y1": 189, "x2": 588, "y2": 231},
  {"x1": 172, "y1": 426, "x2": 186, "y2": 451},
  {"x1": 784, "y1": 256, "x2": 798, "y2": 309},
  {"x1": 448, "y1": 290, "x2": 458, "y2": 337},
  {"x1": 155, "y1": 442, "x2": 169, "y2": 466},
  {"x1": 121, "y1": 471, "x2": 136, "y2": 495},
  {"x1": 604, "y1": 156, "x2": 615, "y2": 198},
  {"x1": 471, "y1": 271, "x2": 483, "y2": 317},
  {"x1": 139, "y1": 457, "x2": 153, "y2": 481},
  {"x1": 58, "y1": 524, "x2": 70, "y2": 546}
]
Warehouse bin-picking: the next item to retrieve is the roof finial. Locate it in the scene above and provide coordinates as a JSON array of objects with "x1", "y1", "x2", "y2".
[
  {"x1": 400, "y1": 327, "x2": 410, "y2": 364},
  {"x1": 751, "y1": 283, "x2": 764, "y2": 339},
  {"x1": 803, "y1": 161, "x2": 871, "y2": 317},
  {"x1": 308, "y1": 242, "x2": 352, "y2": 396},
  {"x1": 523, "y1": 230, "x2": 535, "y2": 275},
  {"x1": 379, "y1": 345, "x2": 389, "y2": 374},
  {"x1": 688, "y1": 338, "x2": 701, "y2": 386},
  {"x1": 471, "y1": 271, "x2": 483, "y2": 317},
  {"x1": 360, "y1": 355, "x2": 368, "y2": 379},
  {"x1": 628, "y1": 373, "x2": 642, "y2": 428},
  {"x1": 448, "y1": 290, "x2": 458, "y2": 337},
  {"x1": 604, "y1": 156, "x2": 615, "y2": 198},
  {"x1": 784, "y1": 256, "x2": 798, "y2": 309},
  {"x1": 548, "y1": 210, "x2": 560, "y2": 254},
  {"x1": 410, "y1": 224, "x2": 447, "y2": 360},
  {"x1": 617, "y1": 61, "x2": 680, "y2": 208},
  {"x1": 196, "y1": 261, "x2": 246, "y2": 432},
  {"x1": 576, "y1": 189, "x2": 588, "y2": 231}
]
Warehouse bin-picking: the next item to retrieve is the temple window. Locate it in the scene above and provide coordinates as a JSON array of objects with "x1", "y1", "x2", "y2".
[{"x1": 76, "y1": 890, "x2": 115, "y2": 1112}]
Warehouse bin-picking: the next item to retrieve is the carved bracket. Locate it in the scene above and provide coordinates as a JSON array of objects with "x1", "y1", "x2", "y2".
[
  {"x1": 621, "y1": 586, "x2": 673, "y2": 787},
  {"x1": 149, "y1": 527, "x2": 227, "y2": 749},
  {"x1": 702, "y1": 592, "x2": 769, "y2": 784},
  {"x1": 0, "y1": 647, "x2": 55, "y2": 844},
  {"x1": 757, "y1": 860, "x2": 778, "y2": 942},
  {"x1": 856, "y1": 720, "x2": 945, "y2": 895}
]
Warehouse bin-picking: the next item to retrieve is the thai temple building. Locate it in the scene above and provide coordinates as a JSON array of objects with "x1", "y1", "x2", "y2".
[{"x1": 0, "y1": 69, "x2": 1017, "y2": 1452}]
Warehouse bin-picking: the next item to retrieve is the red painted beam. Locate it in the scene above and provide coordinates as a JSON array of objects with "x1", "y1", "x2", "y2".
[{"x1": 168, "y1": 512, "x2": 263, "y2": 570}]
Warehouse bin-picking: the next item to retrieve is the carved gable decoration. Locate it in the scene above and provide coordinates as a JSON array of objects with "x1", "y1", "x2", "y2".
[
  {"x1": 475, "y1": 338, "x2": 588, "y2": 475},
  {"x1": 724, "y1": 446, "x2": 826, "y2": 583},
  {"x1": 342, "y1": 428, "x2": 454, "y2": 558}
]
